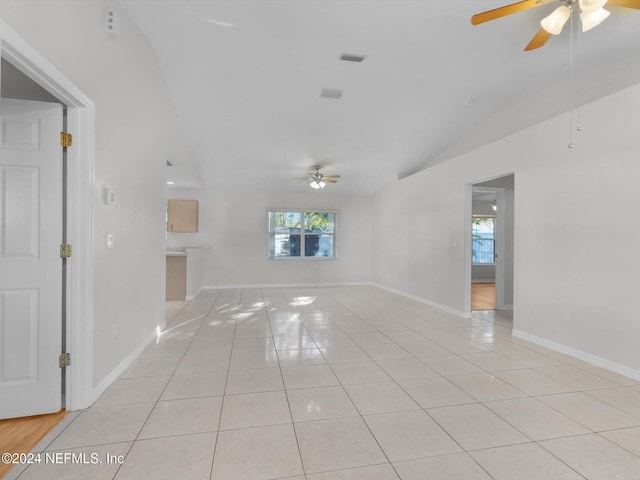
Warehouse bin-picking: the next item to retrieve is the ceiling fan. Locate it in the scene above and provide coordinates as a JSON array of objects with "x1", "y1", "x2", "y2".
[
  {"x1": 471, "y1": 0, "x2": 640, "y2": 51},
  {"x1": 294, "y1": 167, "x2": 341, "y2": 190}
]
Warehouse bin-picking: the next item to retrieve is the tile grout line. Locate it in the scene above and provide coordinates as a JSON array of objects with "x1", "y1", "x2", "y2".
[
  {"x1": 112, "y1": 288, "x2": 224, "y2": 480},
  {"x1": 290, "y1": 287, "x2": 405, "y2": 479},
  {"x1": 208, "y1": 288, "x2": 242, "y2": 480},
  {"x1": 267, "y1": 287, "x2": 309, "y2": 479},
  {"x1": 22, "y1": 286, "x2": 640, "y2": 479},
  {"x1": 323, "y1": 287, "x2": 539, "y2": 478}
]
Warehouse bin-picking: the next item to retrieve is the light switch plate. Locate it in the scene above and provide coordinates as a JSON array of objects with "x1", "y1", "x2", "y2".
[
  {"x1": 102, "y1": 184, "x2": 115, "y2": 205},
  {"x1": 106, "y1": 233, "x2": 114, "y2": 248}
]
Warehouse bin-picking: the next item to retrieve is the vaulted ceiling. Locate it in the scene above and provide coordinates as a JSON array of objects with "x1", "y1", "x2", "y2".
[{"x1": 120, "y1": 1, "x2": 640, "y2": 195}]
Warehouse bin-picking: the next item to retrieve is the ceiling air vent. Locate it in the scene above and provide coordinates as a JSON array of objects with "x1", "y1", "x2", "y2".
[
  {"x1": 320, "y1": 88, "x2": 343, "y2": 100},
  {"x1": 339, "y1": 53, "x2": 367, "y2": 63}
]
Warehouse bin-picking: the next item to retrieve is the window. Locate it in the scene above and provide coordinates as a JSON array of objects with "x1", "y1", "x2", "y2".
[
  {"x1": 472, "y1": 216, "x2": 495, "y2": 264},
  {"x1": 268, "y1": 211, "x2": 336, "y2": 259}
]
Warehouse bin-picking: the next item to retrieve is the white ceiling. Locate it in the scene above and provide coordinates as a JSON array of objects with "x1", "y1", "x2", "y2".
[{"x1": 120, "y1": 0, "x2": 640, "y2": 195}]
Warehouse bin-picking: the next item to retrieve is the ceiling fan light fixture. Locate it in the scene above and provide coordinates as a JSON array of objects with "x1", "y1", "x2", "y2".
[
  {"x1": 580, "y1": 7, "x2": 610, "y2": 31},
  {"x1": 541, "y1": 5, "x2": 572, "y2": 35},
  {"x1": 310, "y1": 180, "x2": 326, "y2": 190},
  {"x1": 578, "y1": 0, "x2": 608, "y2": 14}
]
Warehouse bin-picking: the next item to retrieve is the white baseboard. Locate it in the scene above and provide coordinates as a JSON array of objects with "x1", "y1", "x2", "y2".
[
  {"x1": 197, "y1": 282, "x2": 490, "y2": 320},
  {"x1": 498, "y1": 304, "x2": 513, "y2": 311},
  {"x1": 203, "y1": 282, "x2": 370, "y2": 290},
  {"x1": 200, "y1": 282, "x2": 466, "y2": 318},
  {"x1": 91, "y1": 329, "x2": 159, "y2": 405},
  {"x1": 371, "y1": 283, "x2": 467, "y2": 318},
  {"x1": 202, "y1": 282, "x2": 466, "y2": 319},
  {"x1": 513, "y1": 329, "x2": 640, "y2": 382},
  {"x1": 185, "y1": 286, "x2": 204, "y2": 301}
]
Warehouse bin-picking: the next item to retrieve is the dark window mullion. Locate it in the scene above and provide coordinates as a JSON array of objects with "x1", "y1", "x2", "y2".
[{"x1": 300, "y1": 211, "x2": 306, "y2": 257}]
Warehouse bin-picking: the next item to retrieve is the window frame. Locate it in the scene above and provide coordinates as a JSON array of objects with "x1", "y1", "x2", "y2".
[{"x1": 268, "y1": 209, "x2": 337, "y2": 260}]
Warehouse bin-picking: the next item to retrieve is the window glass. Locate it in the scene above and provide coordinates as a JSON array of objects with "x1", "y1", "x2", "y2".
[
  {"x1": 269, "y1": 211, "x2": 335, "y2": 259},
  {"x1": 271, "y1": 211, "x2": 301, "y2": 233},
  {"x1": 304, "y1": 234, "x2": 333, "y2": 257},
  {"x1": 472, "y1": 216, "x2": 495, "y2": 264},
  {"x1": 272, "y1": 233, "x2": 301, "y2": 257},
  {"x1": 304, "y1": 212, "x2": 335, "y2": 233}
]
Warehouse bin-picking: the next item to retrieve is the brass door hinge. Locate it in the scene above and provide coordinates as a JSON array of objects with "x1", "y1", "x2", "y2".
[
  {"x1": 59, "y1": 352, "x2": 71, "y2": 368},
  {"x1": 60, "y1": 132, "x2": 73, "y2": 147},
  {"x1": 60, "y1": 244, "x2": 72, "y2": 259}
]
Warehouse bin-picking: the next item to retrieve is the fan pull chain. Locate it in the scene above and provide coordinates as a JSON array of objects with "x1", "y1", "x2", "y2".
[
  {"x1": 576, "y1": 14, "x2": 583, "y2": 133},
  {"x1": 568, "y1": 9, "x2": 575, "y2": 149}
]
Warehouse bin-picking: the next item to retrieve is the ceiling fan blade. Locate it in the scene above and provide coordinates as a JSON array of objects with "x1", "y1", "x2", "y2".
[
  {"x1": 607, "y1": 0, "x2": 640, "y2": 9},
  {"x1": 324, "y1": 178, "x2": 339, "y2": 183},
  {"x1": 524, "y1": 27, "x2": 553, "y2": 51},
  {"x1": 322, "y1": 175, "x2": 341, "y2": 179},
  {"x1": 471, "y1": 0, "x2": 555, "y2": 25}
]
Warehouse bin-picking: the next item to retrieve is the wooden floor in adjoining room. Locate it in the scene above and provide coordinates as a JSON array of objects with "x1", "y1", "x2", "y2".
[
  {"x1": 0, "y1": 409, "x2": 67, "y2": 478},
  {"x1": 471, "y1": 282, "x2": 496, "y2": 310}
]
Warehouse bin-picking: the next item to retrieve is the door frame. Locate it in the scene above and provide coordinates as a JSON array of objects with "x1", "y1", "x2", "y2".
[
  {"x1": 465, "y1": 183, "x2": 507, "y2": 315},
  {"x1": 1, "y1": 19, "x2": 95, "y2": 411}
]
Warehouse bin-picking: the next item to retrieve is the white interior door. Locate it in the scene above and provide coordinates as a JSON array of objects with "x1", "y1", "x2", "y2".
[{"x1": 0, "y1": 98, "x2": 63, "y2": 418}]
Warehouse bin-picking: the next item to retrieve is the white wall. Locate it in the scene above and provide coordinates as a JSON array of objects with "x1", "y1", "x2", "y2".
[
  {"x1": 373, "y1": 83, "x2": 640, "y2": 376},
  {"x1": 167, "y1": 188, "x2": 374, "y2": 287},
  {"x1": 0, "y1": 2, "x2": 191, "y2": 389},
  {"x1": 471, "y1": 264, "x2": 495, "y2": 282}
]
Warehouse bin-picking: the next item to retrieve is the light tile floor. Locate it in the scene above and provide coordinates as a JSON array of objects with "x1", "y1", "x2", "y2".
[{"x1": 7, "y1": 286, "x2": 640, "y2": 479}]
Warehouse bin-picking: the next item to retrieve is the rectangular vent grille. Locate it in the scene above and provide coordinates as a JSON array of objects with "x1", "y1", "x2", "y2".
[
  {"x1": 320, "y1": 88, "x2": 343, "y2": 100},
  {"x1": 339, "y1": 53, "x2": 367, "y2": 63}
]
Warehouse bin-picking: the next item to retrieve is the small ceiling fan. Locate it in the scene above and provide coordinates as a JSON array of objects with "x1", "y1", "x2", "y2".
[
  {"x1": 294, "y1": 167, "x2": 341, "y2": 190},
  {"x1": 471, "y1": 0, "x2": 640, "y2": 51}
]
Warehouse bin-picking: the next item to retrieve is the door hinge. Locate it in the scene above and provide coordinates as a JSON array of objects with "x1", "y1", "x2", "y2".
[
  {"x1": 60, "y1": 132, "x2": 73, "y2": 147},
  {"x1": 60, "y1": 244, "x2": 72, "y2": 259},
  {"x1": 59, "y1": 352, "x2": 71, "y2": 368}
]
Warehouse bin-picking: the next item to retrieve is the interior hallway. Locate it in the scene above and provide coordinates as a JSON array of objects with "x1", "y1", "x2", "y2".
[{"x1": 6, "y1": 286, "x2": 640, "y2": 480}]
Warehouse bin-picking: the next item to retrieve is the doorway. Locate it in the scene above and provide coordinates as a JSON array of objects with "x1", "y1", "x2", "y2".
[
  {"x1": 1, "y1": 57, "x2": 71, "y2": 421},
  {"x1": 468, "y1": 174, "x2": 514, "y2": 313},
  {"x1": 471, "y1": 188, "x2": 497, "y2": 310}
]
